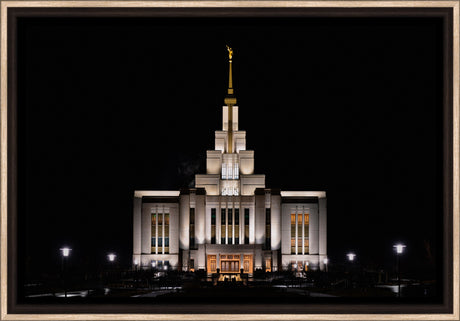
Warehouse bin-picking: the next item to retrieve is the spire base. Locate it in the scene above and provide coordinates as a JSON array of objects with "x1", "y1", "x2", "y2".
[{"x1": 224, "y1": 97, "x2": 237, "y2": 106}]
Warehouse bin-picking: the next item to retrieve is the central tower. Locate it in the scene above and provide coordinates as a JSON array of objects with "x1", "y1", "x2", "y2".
[{"x1": 195, "y1": 46, "x2": 265, "y2": 196}]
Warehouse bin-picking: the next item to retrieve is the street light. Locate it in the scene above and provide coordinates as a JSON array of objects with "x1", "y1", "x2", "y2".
[
  {"x1": 323, "y1": 258, "x2": 329, "y2": 272},
  {"x1": 107, "y1": 253, "x2": 116, "y2": 262},
  {"x1": 59, "y1": 247, "x2": 71, "y2": 298},
  {"x1": 393, "y1": 243, "x2": 406, "y2": 297},
  {"x1": 346, "y1": 253, "x2": 356, "y2": 262}
]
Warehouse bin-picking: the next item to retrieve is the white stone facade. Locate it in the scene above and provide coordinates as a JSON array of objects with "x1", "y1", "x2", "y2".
[{"x1": 132, "y1": 56, "x2": 327, "y2": 274}]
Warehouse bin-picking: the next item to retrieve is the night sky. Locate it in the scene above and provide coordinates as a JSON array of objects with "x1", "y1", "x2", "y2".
[{"x1": 18, "y1": 16, "x2": 443, "y2": 281}]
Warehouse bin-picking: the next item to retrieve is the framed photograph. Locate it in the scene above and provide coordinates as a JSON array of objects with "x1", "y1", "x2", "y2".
[{"x1": 1, "y1": 1, "x2": 458, "y2": 320}]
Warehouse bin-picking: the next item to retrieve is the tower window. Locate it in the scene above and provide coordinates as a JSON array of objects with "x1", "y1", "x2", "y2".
[
  {"x1": 265, "y1": 208, "x2": 271, "y2": 249},
  {"x1": 244, "y1": 208, "x2": 249, "y2": 244},
  {"x1": 211, "y1": 208, "x2": 216, "y2": 244},
  {"x1": 190, "y1": 208, "x2": 195, "y2": 249},
  {"x1": 221, "y1": 208, "x2": 226, "y2": 244},
  {"x1": 222, "y1": 163, "x2": 227, "y2": 179}
]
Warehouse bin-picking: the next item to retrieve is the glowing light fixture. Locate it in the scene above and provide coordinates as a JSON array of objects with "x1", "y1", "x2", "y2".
[
  {"x1": 393, "y1": 244, "x2": 406, "y2": 254},
  {"x1": 108, "y1": 253, "x2": 116, "y2": 262},
  {"x1": 60, "y1": 247, "x2": 71, "y2": 257},
  {"x1": 347, "y1": 253, "x2": 356, "y2": 261}
]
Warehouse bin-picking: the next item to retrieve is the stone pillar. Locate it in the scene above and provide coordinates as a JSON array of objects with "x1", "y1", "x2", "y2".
[
  {"x1": 281, "y1": 204, "x2": 291, "y2": 255},
  {"x1": 271, "y1": 194, "x2": 281, "y2": 250},
  {"x1": 205, "y1": 205, "x2": 212, "y2": 244},
  {"x1": 319, "y1": 197, "x2": 327, "y2": 271},
  {"x1": 249, "y1": 204, "x2": 255, "y2": 244},
  {"x1": 179, "y1": 194, "x2": 190, "y2": 250},
  {"x1": 255, "y1": 192, "x2": 265, "y2": 244},
  {"x1": 196, "y1": 194, "x2": 205, "y2": 245},
  {"x1": 141, "y1": 204, "x2": 151, "y2": 255},
  {"x1": 169, "y1": 204, "x2": 179, "y2": 255},
  {"x1": 309, "y1": 207, "x2": 319, "y2": 255},
  {"x1": 197, "y1": 244, "x2": 206, "y2": 270},
  {"x1": 133, "y1": 197, "x2": 142, "y2": 256}
]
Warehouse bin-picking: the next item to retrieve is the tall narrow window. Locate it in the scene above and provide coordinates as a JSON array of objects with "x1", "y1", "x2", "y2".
[
  {"x1": 265, "y1": 208, "x2": 271, "y2": 249},
  {"x1": 164, "y1": 213, "x2": 169, "y2": 254},
  {"x1": 222, "y1": 163, "x2": 227, "y2": 179},
  {"x1": 304, "y1": 214, "x2": 309, "y2": 254},
  {"x1": 234, "y1": 163, "x2": 239, "y2": 179},
  {"x1": 297, "y1": 214, "x2": 302, "y2": 255},
  {"x1": 244, "y1": 208, "x2": 250, "y2": 244},
  {"x1": 158, "y1": 214, "x2": 163, "y2": 249},
  {"x1": 227, "y1": 163, "x2": 232, "y2": 179},
  {"x1": 291, "y1": 214, "x2": 296, "y2": 254},
  {"x1": 228, "y1": 209, "x2": 233, "y2": 244},
  {"x1": 190, "y1": 208, "x2": 195, "y2": 249},
  {"x1": 235, "y1": 209, "x2": 239, "y2": 244},
  {"x1": 221, "y1": 208, "x2": 226, "y2": 244},
  {"x1": 211, "y1": 208, "x2": 216, "y2": 244},
  {"x1": 151, "y1": 214, "x2": 157, "y2": 253}
]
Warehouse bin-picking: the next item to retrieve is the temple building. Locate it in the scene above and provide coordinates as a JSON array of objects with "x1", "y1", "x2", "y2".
[{"x1": 132, "y1": 47, "x2": 327, "y2": 275}]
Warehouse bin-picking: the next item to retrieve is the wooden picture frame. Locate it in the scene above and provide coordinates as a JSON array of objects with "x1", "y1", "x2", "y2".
[{"x1": 1, "y1": 1, "x2": 458, "y2": 320}]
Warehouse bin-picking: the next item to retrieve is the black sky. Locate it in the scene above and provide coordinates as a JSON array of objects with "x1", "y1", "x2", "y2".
[{"x1": 18, "y1": 16, "x2": 443, "y2": 280}]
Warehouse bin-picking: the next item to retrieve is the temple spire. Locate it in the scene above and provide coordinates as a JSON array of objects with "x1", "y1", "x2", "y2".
[
  {"x1": 224, "y1": 46, "x2": 236, "y2": 154},
  {"x1": 224, "y1": 45, "x2": 237, "y2": 106}
]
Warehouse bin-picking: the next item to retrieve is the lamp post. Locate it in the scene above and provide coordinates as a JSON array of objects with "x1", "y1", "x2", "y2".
[
  {"x1": 346, "y1": 253, "x2": 356, "y2": 288},
  {"x1": 393, "y1": 243, "x2": 406, "y2": 298},
  {"x1": 59, "y1": 247, "x2": 71, "y2": 298},
  {"x1": 323, "y1": 258, "x2": 329, "y2": 272},
  {"x1": 107, "y1": 253, "x2": 116, "y2": 286}
]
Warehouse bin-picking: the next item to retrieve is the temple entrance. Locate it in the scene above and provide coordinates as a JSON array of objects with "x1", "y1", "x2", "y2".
[
  {"x1": 220, "y1": 255, "x2": 240, "y2": 273},
  {"x1": 207, "y1": 254, "x2": 254, "y2": 274}
]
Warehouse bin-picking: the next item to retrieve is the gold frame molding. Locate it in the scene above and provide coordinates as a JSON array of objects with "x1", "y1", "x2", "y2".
[{"x1": 1, "y1": 1, "x2": 459, "y2": 320}]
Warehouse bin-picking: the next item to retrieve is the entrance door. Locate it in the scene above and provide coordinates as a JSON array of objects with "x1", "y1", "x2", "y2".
[
  {"x1": 220, "y1": 254, "x2": 240, "y2": 273},
  {"x1": 243, "y1": 255, "x2": 253, "y2": 273},
  {"x1": 265, "y1": 258, "x2": 271, "y2": 272},
  {"x1": 207, "y1": 255, "x2": 217, "y2": 273}
]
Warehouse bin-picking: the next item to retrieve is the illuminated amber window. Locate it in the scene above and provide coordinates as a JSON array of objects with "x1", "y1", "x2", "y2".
[
  {"x1": 304, "y1": 239, "x2": 309, "y2": 254},
  {"x1": 297, "y1": 214, "x2": 302, "y2": 236},
  {"x1": 291, "y1": 237, "x2": 296, "y2": 254},
  {"x1": 304, "y1": 214, "x2": 309, "y2": 238}
]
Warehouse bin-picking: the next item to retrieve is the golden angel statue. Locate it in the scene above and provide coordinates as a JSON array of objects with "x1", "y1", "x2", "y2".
[{"x1": 226, "y1": 45, "x2": 233, "y2": 60}]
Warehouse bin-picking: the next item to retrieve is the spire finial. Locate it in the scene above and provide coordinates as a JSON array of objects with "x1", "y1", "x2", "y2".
[
  {"x1": 224, "y1": 45, "x2": 237, "y2": 106},
  {"x1": 226, "y1": 45, "x2": 233, "y2": 60}
]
